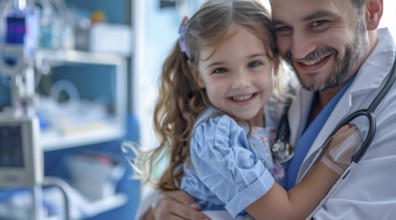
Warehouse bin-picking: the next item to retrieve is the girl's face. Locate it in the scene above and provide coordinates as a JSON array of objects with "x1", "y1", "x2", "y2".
[{"x1": 192, "y1": 25, "x2": 275, "y2": 126}]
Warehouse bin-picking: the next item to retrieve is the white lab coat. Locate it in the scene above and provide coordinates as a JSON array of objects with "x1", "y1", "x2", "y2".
[{"x1": 288, "y1": 28, "x2": 396, "y2": 219}]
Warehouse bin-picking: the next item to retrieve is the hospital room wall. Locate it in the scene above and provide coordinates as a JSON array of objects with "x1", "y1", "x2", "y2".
[{"x1": 133, "y1": 0, "x2": 204, "y2": 148}]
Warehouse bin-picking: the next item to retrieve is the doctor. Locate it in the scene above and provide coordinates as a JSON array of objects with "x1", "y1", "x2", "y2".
[
  {"x1": 138, "y1": 0, "x2": 396, "y2": 219},
  {"x1": 270, "y1": 0, "x2": 396, "y2": 219}
]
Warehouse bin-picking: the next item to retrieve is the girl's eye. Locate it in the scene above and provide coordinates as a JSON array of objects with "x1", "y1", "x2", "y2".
[
  {"x1": 213, "y1": 67, "x2": 228, "y2": 74},
  {"x1": 248, "y1": 61, "x2": 263, "y2": 68}
]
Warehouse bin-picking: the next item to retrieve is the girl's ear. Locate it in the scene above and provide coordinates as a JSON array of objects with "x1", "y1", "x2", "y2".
[
  {"x1": 366, "y1": 0, "x2": 383, "y2": 30},
  {"x1": 188, "y1": 61, "x2": 205, "y2": 88}
]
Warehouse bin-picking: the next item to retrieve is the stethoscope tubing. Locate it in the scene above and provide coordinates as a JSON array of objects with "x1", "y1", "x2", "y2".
[
  {"x1": 329, "y1": 109, "x2": 376, "y2": 163},
  {"x1": 301, "y1": 110, "x2": 375, "y2": 179}
]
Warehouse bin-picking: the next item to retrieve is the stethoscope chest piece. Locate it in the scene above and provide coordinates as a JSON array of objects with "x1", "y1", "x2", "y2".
[{"x1": 272, "y1": 140, "x2": 294, "y2": 163}]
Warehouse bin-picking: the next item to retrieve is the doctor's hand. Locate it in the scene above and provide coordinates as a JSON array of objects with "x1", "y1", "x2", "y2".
[
  {"x1": 152, "y1": 190, "x2": 210, "y2": 220},
  {"x1": 321, "y1": 124, "x2": 361, "y2": 175}
]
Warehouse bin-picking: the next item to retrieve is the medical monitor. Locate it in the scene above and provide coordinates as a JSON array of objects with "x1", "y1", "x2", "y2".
[{"x1": 0, "y1": 116, "x2": 42, "y2": 187}]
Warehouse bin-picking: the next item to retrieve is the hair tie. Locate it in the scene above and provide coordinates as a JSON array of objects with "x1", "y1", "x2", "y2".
[{"x1": 178, "y1": 16, "x2": 191, "y2": 59}]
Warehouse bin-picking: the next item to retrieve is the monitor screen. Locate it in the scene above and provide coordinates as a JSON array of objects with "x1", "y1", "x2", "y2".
[{"x1": 0, "y1": 125, "x2": 24, "y2": 168}]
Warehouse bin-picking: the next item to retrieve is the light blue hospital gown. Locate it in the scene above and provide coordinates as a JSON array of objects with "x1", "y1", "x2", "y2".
[{"x1": 180, "y1": 107, "x2": 285, "y2": 218}]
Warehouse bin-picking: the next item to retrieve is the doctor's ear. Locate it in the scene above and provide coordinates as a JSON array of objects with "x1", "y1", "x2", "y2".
[
  {"x1": 365, "y1": 0, "x2": 383, "y2": 30},
  {"x1": 188, "y1": 60, "x2": 205, "y2": 88}
]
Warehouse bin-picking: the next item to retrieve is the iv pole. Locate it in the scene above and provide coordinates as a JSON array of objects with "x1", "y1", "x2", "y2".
[
  {"x1": 0, "y1": 1, "x2": 42, "y2": 219},
  {"x1": 0, "y1": 0, "x2": 69, "y2": 219}
]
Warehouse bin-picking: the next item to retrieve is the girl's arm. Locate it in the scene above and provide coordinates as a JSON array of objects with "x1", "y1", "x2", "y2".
[
  {"x1": 246, "y1": 125, "x2": 359, "y2": 220},
  {"x1": 246, "y1": 159, "x2": 339, "y2": 220}
]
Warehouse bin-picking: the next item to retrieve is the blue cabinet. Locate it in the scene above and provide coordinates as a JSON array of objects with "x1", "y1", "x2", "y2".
[
  {"x1": 0, "y1": 50, "x2": 139, "y2": 220},
  {"x1": 40, "y1": 51, "x2": 139, "y2": 220}
]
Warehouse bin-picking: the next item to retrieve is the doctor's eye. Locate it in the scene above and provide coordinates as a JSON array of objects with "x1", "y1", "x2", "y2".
[
  {"x1": 311, "y1": 20, "x2": 330, "y2": 29},
  {"x1": 274, "y1": 25, "x2": 292, "y2": 36}
]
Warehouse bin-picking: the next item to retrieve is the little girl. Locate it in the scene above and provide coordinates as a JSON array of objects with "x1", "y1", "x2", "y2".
[{"x1": 132, "y1": 0, "x2": 359, "y2": 219}]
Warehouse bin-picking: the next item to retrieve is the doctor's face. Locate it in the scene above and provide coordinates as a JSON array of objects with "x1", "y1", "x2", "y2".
[{"x1": 270, "y1": 0, "x2": 369, "y2": 91}]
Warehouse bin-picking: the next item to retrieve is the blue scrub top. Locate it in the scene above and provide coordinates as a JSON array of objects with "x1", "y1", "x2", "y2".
[{"x1": 285, "y1": 78, "x2": 354, "y2": 190}]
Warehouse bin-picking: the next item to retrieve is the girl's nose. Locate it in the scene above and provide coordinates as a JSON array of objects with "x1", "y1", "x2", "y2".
[{"x1": 231, "y1": 72, "x2": 251, "y2": 89}]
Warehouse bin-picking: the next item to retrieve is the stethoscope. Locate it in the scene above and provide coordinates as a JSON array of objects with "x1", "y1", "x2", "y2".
[
  {"x1": 272, "y1": 51, "x2": 396, "y2": 218},
  {"x1": 271, "y1": 98, "x2": 294, "y2": 163}
]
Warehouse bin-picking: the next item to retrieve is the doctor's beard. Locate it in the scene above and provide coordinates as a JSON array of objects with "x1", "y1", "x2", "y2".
[{"x1": 286, "y1": 21, "x2": 368, "y2": 92}]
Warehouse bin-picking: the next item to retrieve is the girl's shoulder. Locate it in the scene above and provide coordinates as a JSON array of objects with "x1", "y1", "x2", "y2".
[
  {"x1": 193, "y1": 107, "x2": 245, "y2": 137},
  {"x1": 190, "y1": 108, "x2": 250, "y2": 155}
]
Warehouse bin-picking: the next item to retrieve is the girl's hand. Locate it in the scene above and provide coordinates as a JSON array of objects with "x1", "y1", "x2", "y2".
[{"x1": 321, "y1": 124, "x2": 360, "y2": 174}]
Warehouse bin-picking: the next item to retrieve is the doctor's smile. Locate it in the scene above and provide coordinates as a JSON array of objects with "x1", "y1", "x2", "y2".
[{"x1": 288, "y1": 49, "x2": 336, "y2": 72}]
